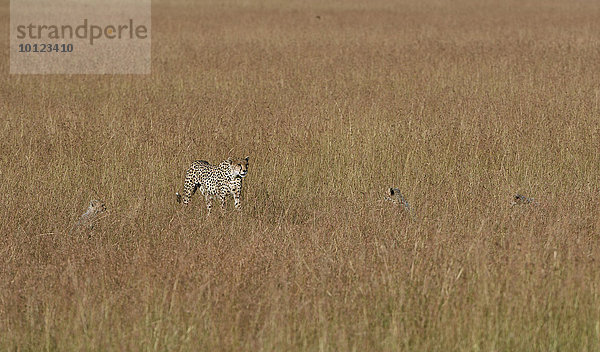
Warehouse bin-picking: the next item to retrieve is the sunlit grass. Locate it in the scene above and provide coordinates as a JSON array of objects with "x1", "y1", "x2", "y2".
[{"x1": 1, "y1": 0, "x2": 600, "y2": 350}]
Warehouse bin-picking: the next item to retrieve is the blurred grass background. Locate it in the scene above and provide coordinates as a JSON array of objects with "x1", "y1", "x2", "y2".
[{"x1": 1, "y1": 0, "x2": 600, "y2": 350}]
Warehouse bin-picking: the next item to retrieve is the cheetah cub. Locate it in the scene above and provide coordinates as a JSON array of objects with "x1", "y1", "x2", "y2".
[
  {"x1": 76, "y1": 199, "x2": 106, "y2": 230},
  {"x1": 511, "y1": 194, "x2": 535, "y2": 207},
  {"x1": 384, "y1": 187, "x2": 417, "y2": 219},
  {"x1": 385, "y1": 188, "x2": 412, "y2": 210}
]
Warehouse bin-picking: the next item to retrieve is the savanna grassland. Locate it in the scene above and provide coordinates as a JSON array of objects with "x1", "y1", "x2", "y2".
[{"x1": 1, "y1": 0, "x2": 600, "y2": 350}]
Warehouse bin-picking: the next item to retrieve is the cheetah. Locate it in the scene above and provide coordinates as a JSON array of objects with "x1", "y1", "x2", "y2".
[
  {"x1": 385, "y1": 188, "x2": 412, "y2": 210},
  {"x1": 511, "y1": 194, "x2": 535, "y2": 207},
  {"x1": 385, "y1": 187, "x2": 416, "y2": 219},
  {"x1": 176, "y1": 157, "x2": 249, "y2": 214},
  {"x1": 71, "y1": 199, "x2": 106, "y2": 235}
]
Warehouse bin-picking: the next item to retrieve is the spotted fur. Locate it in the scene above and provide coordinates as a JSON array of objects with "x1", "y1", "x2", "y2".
[{"x1": 176, "y1": 157, "x2": 249, "y2": 213}]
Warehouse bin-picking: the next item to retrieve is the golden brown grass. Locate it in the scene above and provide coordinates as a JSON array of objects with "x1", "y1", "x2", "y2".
[{"x1": 2, "y1": 0, "x2": 600, "y2": 350}]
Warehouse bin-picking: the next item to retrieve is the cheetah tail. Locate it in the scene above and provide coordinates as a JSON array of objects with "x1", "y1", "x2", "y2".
[{"x1": 176, "y1": 192, "x2": 182, "y2": 204}]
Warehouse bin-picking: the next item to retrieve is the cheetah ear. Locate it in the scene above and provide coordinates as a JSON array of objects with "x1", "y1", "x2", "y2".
[
  {"x1": 245, "y1": 156, "x2": 249, "y2": 162},
  {"x1": 89, "y1": 200, "x2": 94, "y2": 207},
  {"x1": 389, "y1": 188, "x2": 394, "y2": 196}
]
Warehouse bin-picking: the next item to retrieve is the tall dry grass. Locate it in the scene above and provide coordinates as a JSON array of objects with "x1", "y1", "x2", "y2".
[{"x1": 1, "y1": 0, "x2": 600, "y2": 350}]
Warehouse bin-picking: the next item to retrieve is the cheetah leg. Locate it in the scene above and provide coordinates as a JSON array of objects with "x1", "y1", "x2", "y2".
[
  {"x1": 179, "y1": 182, "x2": 197, "y2": 205},
  {"x1": 219, "y1": 192, "x2": 226, "y2": 211},
  {"x1": 233, "y1": 193, "x2": 241, "y2": 209},
  {"x1": 204, "y1": 195, "x2": 212, "y2": 215},
  {"x1": 229, "y1": 183, "x2": 241, "y2": 210}
]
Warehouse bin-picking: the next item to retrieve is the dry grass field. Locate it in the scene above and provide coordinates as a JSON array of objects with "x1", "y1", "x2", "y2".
[{"x1": 2, "y1": 0, "x2": 600, "y2": 350}]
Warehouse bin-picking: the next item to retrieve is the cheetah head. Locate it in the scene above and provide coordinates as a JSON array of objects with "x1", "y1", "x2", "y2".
[
  {"x1": 229, "y1": 156, "x2": 249, "y2": 178},
  {"x1": 220, "y1": 157, "x2": 249, "y2": 178},
  {"x1": 385, "y1": 188, "x2": 402, "y2": 202},
  {"x1": 89, "y1": 199, "x2": 106, "y2": 214}
]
